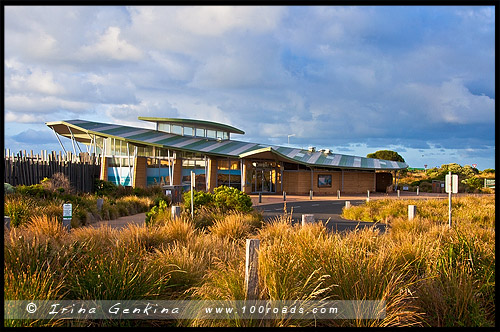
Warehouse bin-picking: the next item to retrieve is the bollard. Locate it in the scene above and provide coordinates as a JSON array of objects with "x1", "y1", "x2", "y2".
[
  {"x1": 96, "y1": 198, "x2": 104, "y2": 212},
  {"x1": 416, "y1": 186, "x2": 419, "y2": 196},
  {"x1": 309, "y1": 190, "x2": 313, "y2": 200},
  {"x1": 367, "y1": 190, "x2": 370, "y2": 199},
  {"x1": 259, "y1": 192, "x2": 262, "y2": 203},
  {"x1": 301, "y1": 214, "x2": 315, "y2": 227},
  {"x1": 245, "y1": 239, "x2": 260, "y2": 300},
  {"x1": 62, "y1": 218, "x2": 71, "y2": 231},
  {"x1": 283, "y1": 191, "x2": 286, "y2": 201},
  {"x1": 408, "y1": 205, "x2": 416, "y2": 221},
  {"x1": 171, "y1": 205, "x2": 181, "y2": 219},
  {"x1": 397, "y1": 189, "x2": 400, "y2": 198},
  {"x1": 345, "y1": 201, "x2": 351, "y2": 209},
  {"x1": 337, "y1": 190, "x2": 341, "y2": 199},
  {"x1": 4, "y1": 216, "x2": 10, "y2": 230}
]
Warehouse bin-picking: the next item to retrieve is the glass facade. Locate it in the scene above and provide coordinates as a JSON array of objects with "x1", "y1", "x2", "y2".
[
  {"x1": 146, "y1": 158, "x2": 172, "y2": 186},
  {"x1": 217, "y1": 159, "x2": 241, "y2": 190},
  {"x1": 181, "y1": 157, "x2": 207, "y2": 191}
]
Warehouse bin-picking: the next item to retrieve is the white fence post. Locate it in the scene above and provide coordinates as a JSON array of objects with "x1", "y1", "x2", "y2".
[
  {"x1": 408, "y1": 205, "x2": 416, "y2": 221},
  {"x1": 301, "y1": 214, "x2": 315, "y2": 227}
]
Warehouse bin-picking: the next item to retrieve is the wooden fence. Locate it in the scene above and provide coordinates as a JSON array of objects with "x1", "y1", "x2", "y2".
[{"x1": 4, "y1": 150, "x2": 101, "y2": 193}]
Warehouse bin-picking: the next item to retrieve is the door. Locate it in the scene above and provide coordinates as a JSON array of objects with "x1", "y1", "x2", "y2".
[{"x1": 253, "y1": 168, "x2": 275, "y2": 193}]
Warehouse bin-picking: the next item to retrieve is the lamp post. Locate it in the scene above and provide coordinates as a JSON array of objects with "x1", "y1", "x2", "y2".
[{"x1": 287, "y1": 134, "x2": 296, "y2": 145}]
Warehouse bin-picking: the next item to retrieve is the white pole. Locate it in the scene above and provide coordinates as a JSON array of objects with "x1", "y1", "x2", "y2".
[
  {"x1": 191, "y1": 170, "x2": 195, "y2": 219},
  {"x1": 448, "y1": 171, "x2": 452, "y2": 228}
]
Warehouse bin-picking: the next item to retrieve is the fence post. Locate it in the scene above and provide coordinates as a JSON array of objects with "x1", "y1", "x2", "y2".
[
  {"x1": 245, "y1": 239, "x2": 260, "y2": 300},
  {"x1": 408, "y1": 205, "x2": 416, "y2": 221},
  {"x1": 309, "y1": 190, "x2": 313, "y2": 200},
  {"x1": 259, "y1": 192, "x2": 262, "y2": 203},
  {"x1": 416, "y1": 186, "x2": 419, "y2": 196},
  {"x1": 337, "y1": 190, "x2": 341, "y2": 199},
  {"x1": 283, "y1": 191, "x2": 286, "y2": 201},
  {"x1": 301, "y1": 214, "x2": 315, "y2": 226},
  {"x1": 345, "y1": 201, "x2": 351, "y2": 209}
]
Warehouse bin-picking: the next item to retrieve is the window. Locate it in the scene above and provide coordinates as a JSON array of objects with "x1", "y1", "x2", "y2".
[
  {"x1": 195, "y1": 128, "x2": 205, "y2": 137},
  {"x1": 206, "y1": 129, "x2": 216, "y2": 138},
  {"x1": 184, "y1": 127, "x2": 193, "y2": 136},
  {"x1": 158, "y1": 123, "x2": 170, "y2": 133},
  {"x1": 171, "y1": 125, "x2": 182, "y2": 135}
]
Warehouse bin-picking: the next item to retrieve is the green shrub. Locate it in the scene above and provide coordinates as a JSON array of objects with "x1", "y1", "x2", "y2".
[
  {"x1": 213, "y1": 186, "x2": 252, "y2": 212},
  {"x1": 183, "y1": 186, "x2": 252, "y2": 214},
  {"x1": 4, "y1": 195, "x2": 36, "y2": 227},
  {"x1": 16, "y1": 184, "x2": 52, "y2": 199},
  {"x1": 146, "y1": 199, "x2": 170, "y2": 226},
  {"x1": 94, "y1": 179, "x2": 118, "y2": 197}
]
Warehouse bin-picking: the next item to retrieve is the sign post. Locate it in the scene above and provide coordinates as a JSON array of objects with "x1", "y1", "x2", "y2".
[
  {"x1": 62, "y1": 203, "x2": 72, "y2": 230},
  {"x1": 190, "y1": 171, "x2": 195, "y2": 219},
  {"x1": 445, "y1": 172, "x2": 458, "y2": 228}
]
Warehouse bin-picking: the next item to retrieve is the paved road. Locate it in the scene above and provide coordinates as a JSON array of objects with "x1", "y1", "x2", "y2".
[
  {"x1": 254, "y1": 200, "x2": 388, "y2": 233},
  {"x1": 88, "y1": 200, "x2": 387, "y2": 233}
]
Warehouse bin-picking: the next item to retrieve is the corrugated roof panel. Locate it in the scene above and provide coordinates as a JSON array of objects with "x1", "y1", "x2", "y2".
[
  {"x1": 48, "y1": 120, "x2": 408, "y2": 170},
  {"x1": 229, "y1": 143, "x2": 259, "y2": 155},
  {"x1": 208, "y1": 141, "x2": 242, "y2": 154},
  {"x1": 199, "y1": 140, "x2": 233, "y2": 152}
]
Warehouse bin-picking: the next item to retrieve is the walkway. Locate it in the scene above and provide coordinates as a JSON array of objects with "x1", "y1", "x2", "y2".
[{"x1": 89, "y1": 212, "x2": 146, "y2": 230}]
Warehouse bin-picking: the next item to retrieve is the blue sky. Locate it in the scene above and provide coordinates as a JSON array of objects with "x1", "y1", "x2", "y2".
[{"x1": 4, "y1": 6, "x2": 495, "y2": 169}]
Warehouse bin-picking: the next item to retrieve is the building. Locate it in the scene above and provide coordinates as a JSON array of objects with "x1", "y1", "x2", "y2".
[{"x1": 46, "y1": 117, "x2": 408, "y2": 194}]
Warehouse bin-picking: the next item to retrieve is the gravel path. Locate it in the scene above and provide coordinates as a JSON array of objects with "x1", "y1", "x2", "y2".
[{"x1": 89, "y1": 212, "x2": 146, "y2": 230}]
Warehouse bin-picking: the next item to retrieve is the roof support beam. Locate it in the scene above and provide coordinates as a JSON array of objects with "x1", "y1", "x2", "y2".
[{"x1": 51, "y1": 127, "x2": 67, "y2": 154}]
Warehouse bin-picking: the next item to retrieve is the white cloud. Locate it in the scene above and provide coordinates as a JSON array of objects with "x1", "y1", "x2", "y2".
[
  {"x1": 400, "y1": 79, "x2": 494, "y2": 124},
  {"x1": 80, "y1": 26, "x2": 143, "y2": 61},
  {"x1": 9, "y1": 69, "x2": 63, "y2": 95}
]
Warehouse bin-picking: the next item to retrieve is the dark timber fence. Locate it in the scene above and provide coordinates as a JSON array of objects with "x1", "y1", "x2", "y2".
[{"x1": 4, "y1": 149, "x2": 101, "y2": 193}]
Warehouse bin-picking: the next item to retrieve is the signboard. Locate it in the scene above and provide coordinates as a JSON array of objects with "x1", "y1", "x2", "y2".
[
  {"x1": 472, "y1": 164, "x2": 477, "y2": 168},
  {"x1": 484, "y1": 179, "x2": 495, "y2": 189},
  {"x1": 63, "y1": 204, "x2": 72, "y2": 219},
  {"x1": 445, "y1": 174, "x2": 459, "y2": 194},
  {"x1": 403, "y1": 186, "x2": 409, "y2": 191}
]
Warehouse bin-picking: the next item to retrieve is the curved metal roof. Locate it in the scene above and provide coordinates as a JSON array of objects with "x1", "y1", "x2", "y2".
[
  {"x1": 137, "y1": 117, "x2": 245, "y2": 134},
  {"x1": 46, "y1": 119, "x2": 408, "y2": 171}
]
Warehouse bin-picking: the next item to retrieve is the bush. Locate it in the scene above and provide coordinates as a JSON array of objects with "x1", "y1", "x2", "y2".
[
  {"x1": 16, "y1": 184, "x2": 52, "y2": 199},
  {"x1": 213, "y1": 186, "x2": 253, "y2": 212},
  {"x1": 94, "y1": 179, "x2": 118, "y2": 197},
  {"x1": 146, "y1": 199, "x2": 170, "y2": 226},
  {"x1": 183, "y1": 186, "x2": 252, "y2": 214}
]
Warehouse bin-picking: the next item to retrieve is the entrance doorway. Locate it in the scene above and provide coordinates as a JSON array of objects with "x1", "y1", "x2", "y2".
[{"x1": 251, "y1": 161, "x2": 278, "y2": 193}]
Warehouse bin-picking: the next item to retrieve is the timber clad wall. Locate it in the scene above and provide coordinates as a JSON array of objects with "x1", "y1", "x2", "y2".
[
  {"x1": 314, "y1": 171, "x2": 342, "y2": 194},
  {"x1": 100, "y1": 156, "x2": 108, "y2": 182},
  {"x1": 283, "y1": 170, "x2": 375, "y2": 194},
  {"x1": 173, "y1": 158, "x2": 182, "y2": 186},
  {"x1": 343, "y1": 171, "x2": 375, "y2": 193},
  {"x1": 283, "y1": 171, "x2": 312, "y2": 194},
  {"x1": 207, "y1": 158, "x2": 217, "y2": 192},
  {"x1": 133, "y1": 156, "x2": 147, "y2": 188}
]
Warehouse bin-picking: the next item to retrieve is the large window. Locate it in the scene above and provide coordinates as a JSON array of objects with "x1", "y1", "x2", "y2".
[
  {"x1": 217, "y1": 159, "x2": 241, "y2": 190},
  {"x1": 182, "y1": 157, "x2": 207, "y2": 191}
]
